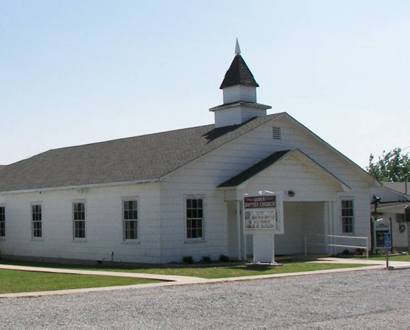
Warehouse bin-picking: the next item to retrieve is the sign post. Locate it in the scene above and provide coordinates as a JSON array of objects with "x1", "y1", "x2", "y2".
[
  {"x1": 384, "y1": 232, "x2": 392, "y2": 270},
  {"x1": 243, "y1": 192, "x2": 284, "y2": 264}
]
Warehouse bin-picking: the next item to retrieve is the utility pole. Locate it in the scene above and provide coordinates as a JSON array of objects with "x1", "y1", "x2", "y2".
[{"x1": 406, "y1": 205, "x2": 410, "y2": 253}]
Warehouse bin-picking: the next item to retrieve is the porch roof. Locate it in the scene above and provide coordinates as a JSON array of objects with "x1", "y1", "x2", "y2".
[
  {"x1": 218, "y1": 148, "x2": 351, "y2": 191},
  {"x1": 378, "y1": 201, "x2": 410, "y2": 214}
]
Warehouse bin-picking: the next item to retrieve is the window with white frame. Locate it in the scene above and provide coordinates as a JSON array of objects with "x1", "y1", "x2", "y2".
[
  {"x1": 0, "y1": 207, "x2": 5, "y2": 237},
  {"x1": 341, "y1": 200, "x2": 354, "y2": 233},
  {"x1": 73, "y1": 202, "x2": 86, "y2": 239},
  {"x1": 123, "y1": 200, "x2": 138, "y2": 240},
  {"x1": 186, "y1": 198, "x2": 204, "y2": 239},
  {"x1": 32, "y1": 204, "x2": 42, "y2": 238}
]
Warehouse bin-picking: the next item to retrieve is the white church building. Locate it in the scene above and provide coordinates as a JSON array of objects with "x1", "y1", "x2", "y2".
[{"x1": 0, "y1": 44, "x2": 378, "y2": 264}]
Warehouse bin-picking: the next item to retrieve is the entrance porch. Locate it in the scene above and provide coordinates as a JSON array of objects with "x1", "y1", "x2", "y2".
[
  {"x1": 219, "y1": 149, "x2": 353, "y2": 260},
  {"x1": 226, "y1": 200, "x2": 332, "y2": 260}
]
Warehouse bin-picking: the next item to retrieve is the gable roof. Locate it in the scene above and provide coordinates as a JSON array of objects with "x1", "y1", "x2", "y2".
[
  {"x1": 282, "y1": 113, "x2": 379, "y2": 186},
  {"x1": 220, "y1": 55, "x2": 259, "y2": 89},
  {"x1": 372, "y1": 184, "x2": 409, "y2": 204},
  {"x1": 218, "y1": 148, "x2": 351, "y2": 190},
  {"x1": 218, "y1": 150, "x2": 290, "y2": 187},
  {"x1": 0, "y1": 113, "x2": 285, "y2": 193}
]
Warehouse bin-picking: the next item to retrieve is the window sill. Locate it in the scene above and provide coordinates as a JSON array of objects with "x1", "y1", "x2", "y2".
[
  {"x1": 31, "y1": 237, "x2": 44, "y2": 241},
  {"x1": 122, "y1": 240, "x2": 140, "y2": 245},
  {"x1": 0, "y1": 236, "x2": 5, "y2": 240},
  {"x1": 184, "y1": 239, "x2": 207, "y2": 244},
  {"x1": 73, "y1": 238, "x2": 87, "y2": 243}
]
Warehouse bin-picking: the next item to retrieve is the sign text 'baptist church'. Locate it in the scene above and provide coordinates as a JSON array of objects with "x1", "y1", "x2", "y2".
[{"x1": 244, "y1": 196, "x2": 276, "y2": 209}]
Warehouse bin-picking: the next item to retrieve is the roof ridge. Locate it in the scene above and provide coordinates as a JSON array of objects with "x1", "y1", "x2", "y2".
[
  {"x1": 48, "y1": 123, "x2": 216, "y2": 152},
  {"x1": 35, "y1": 113, "x2": 285, "y2": 155},
  {"x1": 4, "y1": 123, "x2": 215, "y2": 167}
]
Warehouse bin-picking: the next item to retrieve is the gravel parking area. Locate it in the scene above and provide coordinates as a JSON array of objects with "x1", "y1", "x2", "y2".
[{"x1": 1, "y1": 268, "x2": 410, "y2": 329}]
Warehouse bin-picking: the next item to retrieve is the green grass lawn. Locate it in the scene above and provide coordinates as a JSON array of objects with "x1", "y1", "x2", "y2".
[
  {"x1": 0, "y1": 270, "x2": 158, "y2": 294},
  {"x1": 0, "y1": 260, "x2": 365, "y2": 279},
  {"x1": 371, "y1": 254, "x2": 410, "y2": 262},
  {"x1": 100, "y1": 262, "x2": 364, "y2": 279}
]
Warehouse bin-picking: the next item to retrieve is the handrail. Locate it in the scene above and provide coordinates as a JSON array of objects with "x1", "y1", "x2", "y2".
[
  {"x1": 327, "y1": 234, "x2": 368, "y2": 240},
  {"x1": 304, "y1": 234, "x2": 369, "y2": 258},
  {"x1": 306, "y1": 233, "x2": 368, "y2": 240}
]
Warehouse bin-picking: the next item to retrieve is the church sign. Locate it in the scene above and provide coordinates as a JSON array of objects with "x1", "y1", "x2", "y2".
[
  {"x1": 244, "y1": 196, "x2": 276, "y2": 209},
  {"x1": 243, "y1": 195, "x2": 284, "y2": 234}
]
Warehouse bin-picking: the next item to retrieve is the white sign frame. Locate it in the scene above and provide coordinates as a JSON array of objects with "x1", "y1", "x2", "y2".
[{"x1": 243, "y1": 192, "x2": 284, "y2": 235}]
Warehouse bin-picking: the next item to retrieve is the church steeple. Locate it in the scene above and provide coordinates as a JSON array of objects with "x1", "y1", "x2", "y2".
[
  {"x1": 220, "y1": 39, "x2": 259, "y2": 90},
  {"x1": 210, "y1": 40, "x2": 271, "y2": 128}
]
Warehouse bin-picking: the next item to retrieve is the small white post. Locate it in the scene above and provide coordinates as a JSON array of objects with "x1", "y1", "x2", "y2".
[
  {"x1": 272, "y1": 233, "x2": 276, "y2": 264},
  {"x1": 365, "y1": 237, "x2": 369, "y2": 259},
  {"x1": 243, "y1": 207, "x2": 247, "y2": 261}
]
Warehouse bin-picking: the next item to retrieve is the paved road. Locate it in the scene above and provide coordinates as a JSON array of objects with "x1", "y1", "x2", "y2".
[{"x1": 1, "y1": 269, "x2": 410, "y2": 329}]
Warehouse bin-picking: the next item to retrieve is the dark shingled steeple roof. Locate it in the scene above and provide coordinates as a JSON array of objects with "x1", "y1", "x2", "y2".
[{"x1": 219, "y1": 54, "x2": 259, "y2": 89}]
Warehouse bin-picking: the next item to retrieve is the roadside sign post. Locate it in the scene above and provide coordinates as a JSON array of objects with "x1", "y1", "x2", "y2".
[
  {"x1": 243, "y1": 192, "x2": 284, "y2": 265},
  {"x1": 384, "y1": 232, "x2": 392, "y2": 270}
]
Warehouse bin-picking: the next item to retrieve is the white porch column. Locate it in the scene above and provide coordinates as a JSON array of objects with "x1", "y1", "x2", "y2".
[
  {"x1": 324, "y1": 201, "x2": 331, "y2": 255},
  {"x1": 236, "y1": 200, "x2": 242, "y2": 260},
  {"x1": 328, "y1": 201, "x2": 337, "y2": 255}
]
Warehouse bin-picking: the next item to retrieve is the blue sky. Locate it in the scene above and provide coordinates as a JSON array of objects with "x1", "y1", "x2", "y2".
[{"x1": 1, "y1": 0, "x2": 409, "y2": 167}]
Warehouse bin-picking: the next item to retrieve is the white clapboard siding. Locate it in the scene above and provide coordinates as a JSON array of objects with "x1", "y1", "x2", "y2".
[
  {"x1": 0, "y1": 114, "x2": 374, "y2": 263},
  {"x1": 160, "y1": 115, "x2": 373, "y2": 262},
  {"x1": 0, "y1": 183, "x2": 161, "y2": 263}
]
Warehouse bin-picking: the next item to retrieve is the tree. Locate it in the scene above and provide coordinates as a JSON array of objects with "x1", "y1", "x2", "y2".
[{"x1": 367, "y1": 148, "x2": 410, "y2": 182}]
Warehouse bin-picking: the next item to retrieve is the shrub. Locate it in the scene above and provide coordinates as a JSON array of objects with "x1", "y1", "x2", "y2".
[
  {"x1": 182, "y1": 256, "x2": 194, "y2": 264},
  {"x1": 201, "y1": 256, "x2": 212, "y2": 264},
  {"x1": 219, "y1": 254, "x2": 230, "y2": 262},
  {"x1": 355, "y1": 248, "x2": 365, "y2": 256}
]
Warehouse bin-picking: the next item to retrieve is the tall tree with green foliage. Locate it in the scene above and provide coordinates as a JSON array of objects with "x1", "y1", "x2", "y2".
[{"x1": 367, "y1": 148, "x2": 410, "y2": 182}]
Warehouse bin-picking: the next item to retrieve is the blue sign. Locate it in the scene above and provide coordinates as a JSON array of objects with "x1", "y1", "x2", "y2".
[{"x1": 384, "y1": 233, "x2": 392, "y2": 250}]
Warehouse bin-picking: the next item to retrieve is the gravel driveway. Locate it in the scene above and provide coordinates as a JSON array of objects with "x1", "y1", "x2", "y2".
[{"x1": 1, "y1": 269, "x2": 410, "y2": 329}]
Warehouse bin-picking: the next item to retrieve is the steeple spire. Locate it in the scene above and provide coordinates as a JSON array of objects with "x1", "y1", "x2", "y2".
[
  {"x1": 219, "y1": 39, "x2": 259, "y2": 90},
  {"x1": 235, "y1": 38, "x2": 241, "y2": 55}
]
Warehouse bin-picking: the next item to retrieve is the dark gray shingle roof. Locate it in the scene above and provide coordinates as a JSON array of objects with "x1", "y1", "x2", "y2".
[
  {"x1": 220, "y1": 55, "x2": 259, "y2": 89},
  {"x1": 218, "y1": 150, "x2": 290, "y2": 187},
  {"x1": 218, "y1": 148, "x2": 351, "y2": 189},
  {"x1": 0, "y1": 113, "x2": 284, "y2": 192}
]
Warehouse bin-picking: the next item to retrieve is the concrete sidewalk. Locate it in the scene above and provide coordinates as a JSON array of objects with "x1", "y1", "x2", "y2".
[
  {"x1": 0, "y1": 264, "x2": 205, "y2": 283},
  {"x1": 0, "y1": 261, "x2": 384, "y2": 299},
  {"x1": 315, "y1": 257, "x2": 410, "y2": 269}
]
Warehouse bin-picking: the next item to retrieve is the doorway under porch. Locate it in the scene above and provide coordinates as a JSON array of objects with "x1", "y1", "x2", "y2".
[{"x1": 226, "y1": 200, "x2": 331, "y2": 260}]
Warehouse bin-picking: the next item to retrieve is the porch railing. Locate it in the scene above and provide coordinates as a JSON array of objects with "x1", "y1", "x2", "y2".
[{"x1": 304, "y1": 234, "x2": 369, "y2": 258}]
